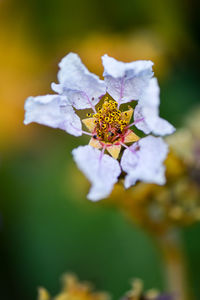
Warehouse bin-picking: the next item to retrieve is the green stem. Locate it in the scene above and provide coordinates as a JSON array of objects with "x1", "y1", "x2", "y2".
[{"x1": 155, "y1": 228, "x2": 191, "y2": 300}]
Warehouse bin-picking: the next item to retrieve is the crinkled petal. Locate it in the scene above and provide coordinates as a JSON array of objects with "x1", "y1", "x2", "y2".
[
  {"x1": 102, "y1": 54, "x2": 153, "y2": 105},
  {"x1": 134, "y1": 104, "x2": 151, "y2": 134},
  {"x1": 139, "y1": 77, "x2": 160, "y2": 107},
  {"x1": 121, "y1": 136, "x2": 168, "y2": 188},
  {"x1": 72, "y1": 145, "x2": 121, "y2": 201},
  {"x1": 24, "y1": 95, "x2": 82, "y2": 136},
  {"x1": 52, "y1": 53, "x2": 106, "y2": 110},
  {"x1": 134, "y1": 78, "x2": 175, "y2": 135}
]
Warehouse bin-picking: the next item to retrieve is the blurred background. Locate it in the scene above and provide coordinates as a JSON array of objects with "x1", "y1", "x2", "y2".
[{"x1": 0, "y1": 0, "x2": 200, "y2": 299}]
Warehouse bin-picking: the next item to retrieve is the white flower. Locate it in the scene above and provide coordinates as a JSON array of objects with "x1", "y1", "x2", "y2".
[{"x1": 24, "y1": 53, "x2": 175, "y2": 201}]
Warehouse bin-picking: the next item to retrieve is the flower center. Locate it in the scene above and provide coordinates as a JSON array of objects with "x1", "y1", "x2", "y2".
[{"x1": 89, "y1": 97, "x2": 129, "y2": 143}]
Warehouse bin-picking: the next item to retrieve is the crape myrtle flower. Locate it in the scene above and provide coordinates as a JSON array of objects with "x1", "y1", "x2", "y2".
[{"x1": 24, "y1": 53, "x2": 175, "y2": 201}]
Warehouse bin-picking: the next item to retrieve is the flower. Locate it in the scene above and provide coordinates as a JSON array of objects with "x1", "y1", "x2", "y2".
[
  {"x1": 24, "y1": 53, "x2": 175, "y2": 201},
  {"x1": 121, "y1": 278, "x2": 173, "y2": 300},
  {"x1": 37, "y1": 274, "x2": 172, "y2": 300},
  {"x1": 38, "y1": 273, "x2": 109, "y2": 300}
]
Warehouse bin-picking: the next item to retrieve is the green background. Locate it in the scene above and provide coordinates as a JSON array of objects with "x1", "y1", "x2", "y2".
[{"x1": 0, "y1": 0, "x2": 200, "y2": 299}]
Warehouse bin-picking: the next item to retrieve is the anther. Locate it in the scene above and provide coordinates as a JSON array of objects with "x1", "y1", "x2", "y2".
[
  {"x1": 108, "y1": 131, "x2": 114, "y2": 136},
  {"x1": 105, "y1": 117, "x2": 110, "y2": 122}
]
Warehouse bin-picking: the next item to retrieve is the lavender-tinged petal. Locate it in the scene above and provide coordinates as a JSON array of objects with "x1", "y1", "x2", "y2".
[
  {"x1": 134, "y1": 104, "x2": 175, "y2": 136},
  {"x1": 102, "y1": 54, "x2": 154, "y2": 78},
  {"x1": 153, "y1": 117, "x2": 176, "y2": 136},
  {"x1": 139, "y1": 77, "x2": 160, "y2": 107},
  {"x1": 134, "y1": 78, "x2": 175, "y2": 136},
  {"x1": 72, "y1": 145, "x2": 121, "y2": 201},
  {"x1": 102, "y1": 54, "x2": 153, "y2": 104},
  {"x1": 121, "y1": 136, "x2": 168, "y2": 188},
  {"x1": 51, "y1": 53, "x2": 106, "y2": 110},
  {"x1": 24, "y1": 95, "x2": 82, "y2": 136},
  {"x1": 134, "y1": 104, "x2": 151, "y2": 134}
]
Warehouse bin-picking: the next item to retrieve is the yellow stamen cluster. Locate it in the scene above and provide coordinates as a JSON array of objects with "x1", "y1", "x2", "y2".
[{"x1": 91, "y1": 98, "x2": 129, "y2": 143}]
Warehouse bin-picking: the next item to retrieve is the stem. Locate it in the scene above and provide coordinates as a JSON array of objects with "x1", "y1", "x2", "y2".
[
  {"x1": 120, "y1": 142, "x2": 129, "y2": 150},
  {"x1": 155, "y1": 228, "x2": 191, "y2": 300}
]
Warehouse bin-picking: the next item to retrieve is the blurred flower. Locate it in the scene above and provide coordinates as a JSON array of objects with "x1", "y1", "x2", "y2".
[
  {"x1": 38, "y1": 273, "x2": 109, "y2": 300},
  {"x1": 24, "y1": 53, "x2": 174, "y2": 201},
  {"x1": 165, "y1": 106, "x2": 200, "y2": 225},
  {"x1": 121, "y1": 278, "x2": 172, "y2": 300},
  {"x1": 37, "y1": 274, "x2": 172, "y2": 300},
  {"x1": 167, "y1": 107, "x2": 200, "y2": 168}
]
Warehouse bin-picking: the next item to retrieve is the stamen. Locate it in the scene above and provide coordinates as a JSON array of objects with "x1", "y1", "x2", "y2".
[
  {"x1": 90, "y1": 98, "x2": 135, "y2": 145},
  {"x1": 125, "y1": 118, "x2": 144, "y2": 129},
  {"x1": 120, "y1": 142, "x2": 139, "y2": 155},
  {"x1": 105, "y1": 117, "x2": 110, "y2": 122},
  {"x1": 69, "y1": 123, "x2": 92, "y2": 137},
  {"x1": 82, "y1": 130, "x2": 92, "y2": 136},
  {"x1": 111, "y1": 134, "x2": 120, "y2": 143},
  {"x1": 120, "y1": 142, "x2": 129, "y2": 150}
]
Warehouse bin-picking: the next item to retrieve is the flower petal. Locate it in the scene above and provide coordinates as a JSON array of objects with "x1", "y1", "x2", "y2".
[
  {"x1": 72, "y1": 145, "x2": 121, "y2": 201},
  {"x1": 121, "y1": 136, "x2": 168, "y2": 188},
  {"x1": 52, "y1": 53, "x2": 106, "y2": 110},
  {"x1": 24, "y1": 95, "x2": 82, "y2": 136},
  {"x1": 102, "y1": 54, "x2": 153, "y2": 105},
  {"x1": 134, "y1": 78, "x2": 175, "y2": 135}
]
